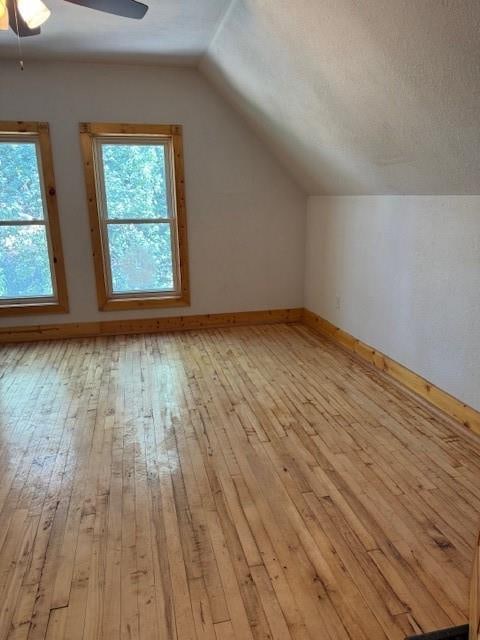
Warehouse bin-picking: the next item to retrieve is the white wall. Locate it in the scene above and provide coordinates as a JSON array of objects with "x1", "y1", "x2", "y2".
[
  {"x1": 0, "y1": 61, "x2": 306, "y2": 326},
  {"x1": 305, "y1": 196, "x2": 480, "y2": 411}
]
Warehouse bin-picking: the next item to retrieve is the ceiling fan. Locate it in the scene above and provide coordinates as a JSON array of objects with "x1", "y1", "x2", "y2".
[{"x1": 0, "y1": 0, "x2": 148, "y2": 37}]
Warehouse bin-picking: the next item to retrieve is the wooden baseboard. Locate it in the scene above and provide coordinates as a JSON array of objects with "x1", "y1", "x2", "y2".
[
  {"x1": 303, "y1": 309, "x2": 480, "y2": 436},
  {"x1": 0, "y1": 308, "x2": 303, "y2": 344}
]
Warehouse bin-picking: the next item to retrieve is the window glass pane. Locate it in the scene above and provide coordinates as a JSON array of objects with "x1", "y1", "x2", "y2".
[
  {"x1": 0, "y1": 226, "x2": 53, "y2": 299},
  {"x1": 101, "y1": 143, "x2": 169, "y2": 220},
  {"x1": 107, "y1": 223, "x2": 174, "y2": 294},
  {"x1": 0, "y1": 142, "x2": 44, "y2": 221}
]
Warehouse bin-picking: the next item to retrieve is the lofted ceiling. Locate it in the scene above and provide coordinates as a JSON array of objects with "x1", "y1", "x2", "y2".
[
  {"x1": 0, "y1": 0, "x2": 231, "y2": 64},
  {"x1": 1, "y1": 1, "x2": 480, "y2": 194},
  {"x1": 202, "y1": 0, "x2": 480, "y2": 194}
]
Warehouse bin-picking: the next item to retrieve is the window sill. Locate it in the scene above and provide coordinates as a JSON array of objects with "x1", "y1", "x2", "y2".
[
  {"x1": 0, "y1": 300, "x2": 69, "y2": 317},
  {"x1": 99, "y1": 293, "x2": 190, "y2": 312}
]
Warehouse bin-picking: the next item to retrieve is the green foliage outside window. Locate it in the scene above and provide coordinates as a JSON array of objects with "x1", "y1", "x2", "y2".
[
  {"x1": 0, "y1": 142, "x2": 53, "y2": 299},
  {"x1": 101, "y1": 143, "x2": 174, "y2": 294},
  {"x1": 0, "y1": 140, "x2": 176, "y2": 300}
]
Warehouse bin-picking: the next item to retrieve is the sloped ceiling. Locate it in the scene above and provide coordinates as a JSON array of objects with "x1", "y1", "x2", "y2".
[
  {"x1": 201, "y1": 0, "x2": 480, "y2": 194},
  {"x1": 2, "y1": 0, "x2": 479, "y2": 194}
]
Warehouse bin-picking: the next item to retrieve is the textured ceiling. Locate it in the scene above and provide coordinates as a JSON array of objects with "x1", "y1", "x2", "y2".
[
  {"x1": 202, "y1": 0, "x2": 480, "y2": 194},
  {"x1": 2, "y1": 1, "x2": 479, "y2": 194},
  {"x1": 0, "y1": 0, "x2": 230, "y2": 64}
]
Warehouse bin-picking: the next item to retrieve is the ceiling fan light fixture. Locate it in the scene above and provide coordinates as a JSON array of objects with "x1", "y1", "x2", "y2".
[
  {"x1": 0, "y1": 0, "x2": 8, "y2": 29},
  {"x1": 17, "y1": 0, "x2": 50, "y2": 29}
]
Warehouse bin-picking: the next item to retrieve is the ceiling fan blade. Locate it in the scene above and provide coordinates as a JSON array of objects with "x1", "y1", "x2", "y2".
[
  {"x1": 6, "y1": 0, "x2": 41, "y2": 36},
  {"x1": 64, "y1": 0, "x2": 148, "y2": 19}
]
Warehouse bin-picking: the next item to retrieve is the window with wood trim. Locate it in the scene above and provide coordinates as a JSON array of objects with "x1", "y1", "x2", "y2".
[
  {"x1": 0, "y1": 122, "x2": 68, "y2": 316},
  {"x1": 80, "y1": 123, "x2": 190, "y2": 311}
]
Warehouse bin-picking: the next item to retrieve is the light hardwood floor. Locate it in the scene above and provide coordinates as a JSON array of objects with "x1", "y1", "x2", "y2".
[{"x1": 0, "y1": 324, "x2": 479, "y2": 640}]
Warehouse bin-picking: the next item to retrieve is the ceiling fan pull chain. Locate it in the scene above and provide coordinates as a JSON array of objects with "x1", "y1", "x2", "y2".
[{"x1": 12, "y1": 0, "x2": 25, "y2": 69}]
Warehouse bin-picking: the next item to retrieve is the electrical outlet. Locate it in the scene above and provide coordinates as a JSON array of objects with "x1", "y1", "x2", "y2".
[{"x1": 335, "y1": 295, "x2": 341, "y2": 310}]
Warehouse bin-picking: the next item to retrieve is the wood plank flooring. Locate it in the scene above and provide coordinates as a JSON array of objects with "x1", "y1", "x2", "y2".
[{"x1": 0, "y1": 323, "x2": 479, "y2": 640}]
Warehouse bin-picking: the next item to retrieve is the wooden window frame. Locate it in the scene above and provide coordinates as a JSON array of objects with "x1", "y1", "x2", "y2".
[
  {"x1": 0, "y1": 121, "x2": 69, "y2": 317},
  {"x1": 80, "y1": 122, "x2": 190, "y2": 311}
]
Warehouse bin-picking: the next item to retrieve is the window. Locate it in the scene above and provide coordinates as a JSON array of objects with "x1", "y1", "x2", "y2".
[
  {"x1": 80, "y1": 123, "x2": 190, "y2": 311},
  {"x1": 0, "y1": 122, "x2": 68, "y2": 316}
]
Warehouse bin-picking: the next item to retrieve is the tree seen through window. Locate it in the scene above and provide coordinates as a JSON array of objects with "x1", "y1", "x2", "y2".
[{"x1": 100, "y1": 143, "x2": 174, "y2": 294}]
